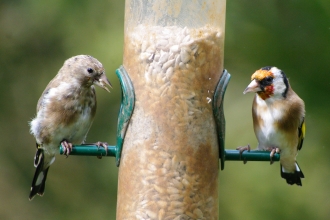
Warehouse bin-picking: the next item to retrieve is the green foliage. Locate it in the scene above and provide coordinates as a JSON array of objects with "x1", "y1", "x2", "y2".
[{"x1": 0, "y1": 0, "x2": 329, "y2": 219}]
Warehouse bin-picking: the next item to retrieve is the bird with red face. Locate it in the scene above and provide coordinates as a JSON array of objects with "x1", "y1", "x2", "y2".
[{"x1": 241, "y1": 66, "x2": 305, "y2": 186}]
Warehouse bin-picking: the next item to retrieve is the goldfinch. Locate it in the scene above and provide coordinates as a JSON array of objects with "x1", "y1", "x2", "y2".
[
  {"x1": 243, "y1": 66, "x2": 305, "y2": 186},
  {"x1": 29, "y1": 55, "x2": 112, "y2": 200}
]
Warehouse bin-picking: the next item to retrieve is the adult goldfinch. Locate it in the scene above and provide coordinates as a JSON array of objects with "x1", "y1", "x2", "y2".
[
  {"x1": 29, "y1": 55, "x2": 112, "y2": 200},
  {"x1": 243, "y1": 66, "x2": 305, "y2": 186}
]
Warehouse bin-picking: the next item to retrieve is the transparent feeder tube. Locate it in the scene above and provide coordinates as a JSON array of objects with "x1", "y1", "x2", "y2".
[{"x1": 117, "y1": 0, "x2": 226, "y2": 219}]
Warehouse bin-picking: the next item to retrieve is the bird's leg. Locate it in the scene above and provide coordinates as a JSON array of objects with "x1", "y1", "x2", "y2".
[
  {"x1": 82, "y1": 142, "x2": 108, "y2": 159},
  {"x1": 236, "y1": 144, "x2": 250, "y2": 164},
  {"x1": 267, "y1": 147, "x2": 281, "y2": 165},
  {"x1": 61, "y1": 140, "x2": 73, "y2": 157}
]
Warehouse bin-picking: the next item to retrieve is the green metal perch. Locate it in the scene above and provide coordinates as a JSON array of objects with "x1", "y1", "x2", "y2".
[
  {"x1": 224, "y1": 150, "x2": 280, "y2": 161},
  {"x1": 59, "y1": 145, "x2": 116, "y2": 157},
  {"x1": 59, "y1": 145, "x2": 280, "y2": 162}
]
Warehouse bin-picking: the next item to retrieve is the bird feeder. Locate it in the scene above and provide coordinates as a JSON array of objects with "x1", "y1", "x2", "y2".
[
  {"x1": 60, "y1": 0, "x2": 280, "y2": 219},
  {"x1": 119, "y1": 1, "x2": 226, "y2": 219}
]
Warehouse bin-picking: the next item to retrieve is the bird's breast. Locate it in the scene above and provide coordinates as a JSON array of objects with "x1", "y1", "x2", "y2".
[
  {"x1": 54, "y1": 100, "x2": 95, "y2": 145},
  {"x1": 254, "y1": 96, "x2": 286, "y2": 148},
  {"x1": 31, "y1": 83, "x2": 96, "y2": 146}
]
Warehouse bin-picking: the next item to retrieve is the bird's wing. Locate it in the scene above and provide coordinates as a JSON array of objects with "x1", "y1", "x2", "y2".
[
  {"x1": 36, "y1": 77, "x2": 60, "y2": 112},
  {"x1": 36, "y1": 88, "x2": 49, "y2": 112},
  {"x1": 297, "y1": 117, "x2": 305, "y2": 151}
]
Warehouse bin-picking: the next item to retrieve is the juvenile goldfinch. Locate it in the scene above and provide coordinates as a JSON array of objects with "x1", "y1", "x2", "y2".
[
  {"x1": 243, "y1": 66, "x2": 305, "y2": 186},
  {"x1": 29, "y1": 55, "x2": 112, "y2": 200}
]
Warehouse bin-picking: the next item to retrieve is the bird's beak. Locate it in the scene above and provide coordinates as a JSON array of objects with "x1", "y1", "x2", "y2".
[
  {"x1": 243, "y1": 79, "x2": 261, "y2": 94},
  {"x1": 94, "y1": 73, "x2": 112, "y2": 92}
]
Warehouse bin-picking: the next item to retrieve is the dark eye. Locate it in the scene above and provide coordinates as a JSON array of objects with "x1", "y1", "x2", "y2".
[
  {"x1": 265, "y1": 77, "x2": 273, "y2": 83},
  {"x1": 87, "y1": 68, "x2": 94, "y2": 74},
  {"x1": 260, "y1": 76, "x2": 273, "y2": 87}
]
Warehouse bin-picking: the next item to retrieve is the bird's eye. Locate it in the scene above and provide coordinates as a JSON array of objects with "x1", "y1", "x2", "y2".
[
  {"x1": 260, "y1": 76, "x2": 273, "y2": 87},
  {"x1": 87, "y1": 68, "x2": 94, "y2": 74},
  {"x1": 265, "y1": 77, "x2": 273, "y2": 83}
]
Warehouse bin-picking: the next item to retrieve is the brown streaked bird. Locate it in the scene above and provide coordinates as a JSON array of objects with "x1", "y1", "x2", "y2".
[
  {"x1": 238, "y1": 66, "x2": 305, "y2": 186},
  {"x1": 29, "y1": 55, "x2": 112, "y2": 200}
]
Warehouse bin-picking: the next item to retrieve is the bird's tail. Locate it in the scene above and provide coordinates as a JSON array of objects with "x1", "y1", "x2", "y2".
[
  {"x1": 281, "y1": 162, "x2": 304, "y2": 186},
  {"x1": 29, "y1": 147, "x2": 50, "y2": 200}
]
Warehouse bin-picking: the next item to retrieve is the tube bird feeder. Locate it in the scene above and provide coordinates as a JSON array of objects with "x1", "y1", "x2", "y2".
[{"x1": 117, "y1": 0, "x2": 226, "y2": 219}]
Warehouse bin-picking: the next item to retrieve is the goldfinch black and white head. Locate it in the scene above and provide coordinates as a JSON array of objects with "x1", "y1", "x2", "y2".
[
  {"x1": 244, "y1": 66, "x2": 290, "y2": 100},
  {"x1": 244, "y1": 66, "x2": 306, "y2": 186}
]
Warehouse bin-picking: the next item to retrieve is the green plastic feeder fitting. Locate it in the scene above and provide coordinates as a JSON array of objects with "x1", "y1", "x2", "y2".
[
  {"x1": 59, "y1": 67, "x2": 280, "y2": 168},
  {"x1": 213, "y1": 69, "x2": 231, "y2": 170},
  {"x1": 114, "y1": 66, "x2": 135, "y2": 166}
]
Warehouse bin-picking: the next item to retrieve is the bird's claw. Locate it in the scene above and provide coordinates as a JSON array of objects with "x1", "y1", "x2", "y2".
[
  {"x1": 236, "y1": 144, "x2": 250, "y2": 164},
  {"x1": 95, "y1": 141, "x2": 108, "y2": 159},
  {"x1": 268, "y1": 147, "x2": 281, "y2": 165},
  {"x1": 61, "y1": 140, "x2": 73, "y2": 158},
  {"x1": 82, "y1": 141, "x2": 108, "y2": 159}
]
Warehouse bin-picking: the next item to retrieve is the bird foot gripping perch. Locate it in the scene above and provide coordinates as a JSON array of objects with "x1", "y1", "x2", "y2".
[{"x1": 60, "y1": 67, "x2": 280, "y2": 168}]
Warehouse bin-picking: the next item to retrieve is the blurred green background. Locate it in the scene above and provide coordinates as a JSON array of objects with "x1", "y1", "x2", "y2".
[{"x1": 0, "y1": 0, "x2": 329, "y2": 219}]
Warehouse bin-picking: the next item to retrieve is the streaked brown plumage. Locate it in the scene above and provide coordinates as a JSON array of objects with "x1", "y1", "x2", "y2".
[{"x1": 29, "y1": 55, "x2": 111, "y2": 200}]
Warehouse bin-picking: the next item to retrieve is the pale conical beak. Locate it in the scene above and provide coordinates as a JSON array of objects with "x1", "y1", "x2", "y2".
[
  {"x1": 243, "y1": 79, "x2": 261, "y2": 94},
  {"x1": 94, "y1": 73, "x2": 112, "y2": 92}
]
